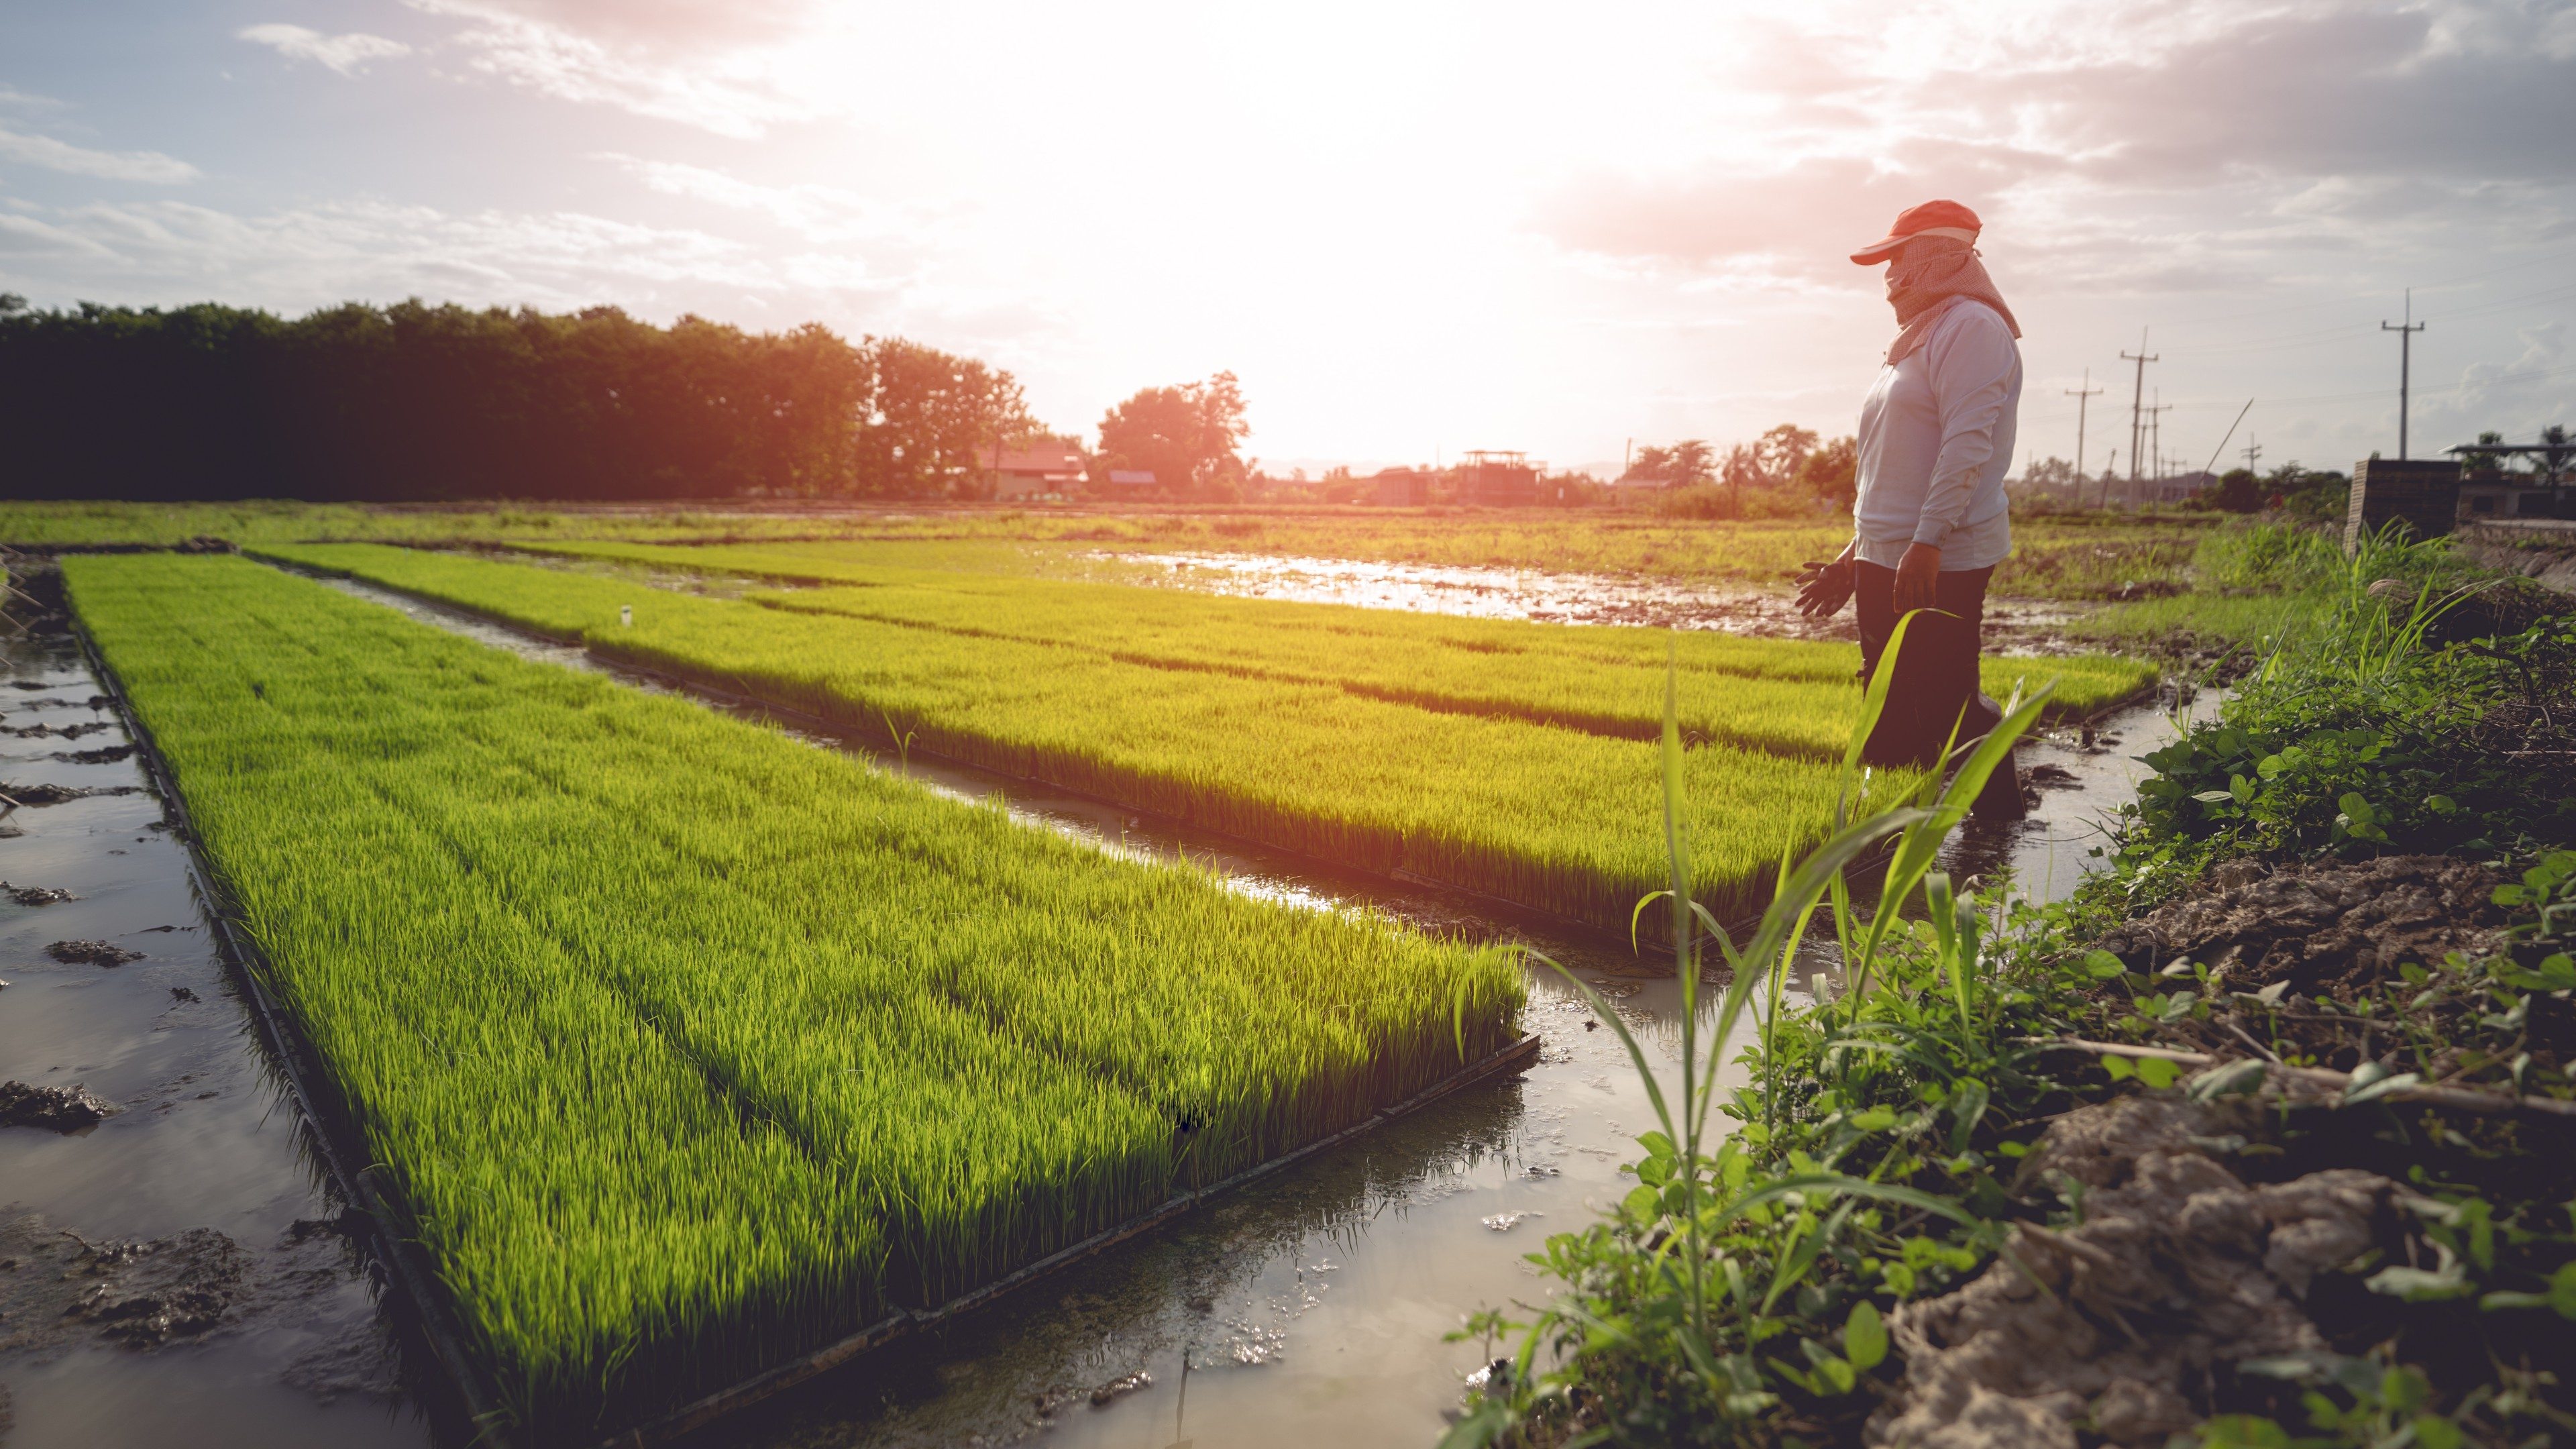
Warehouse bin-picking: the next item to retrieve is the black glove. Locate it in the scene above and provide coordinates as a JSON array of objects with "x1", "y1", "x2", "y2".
[{"x1": 1793, "y1": 557, "x2": 1854, "y2": 619}]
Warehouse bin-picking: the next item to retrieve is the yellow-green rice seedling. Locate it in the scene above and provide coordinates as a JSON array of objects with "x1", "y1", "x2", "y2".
[
  {"x1": 501, "y1": 537, "x2": 2156, "y2": 722},
  {"x1": 67, "y1": 553, "x2": 1524, "y2": 1436},
  {"x1": 258, "y1": 543, "x2": 1919, "y2": 930}
]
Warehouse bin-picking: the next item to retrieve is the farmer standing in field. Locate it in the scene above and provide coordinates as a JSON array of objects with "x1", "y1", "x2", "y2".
[{"x1": 1794, "y1": 199, "x2": 2024, "y2": 818}]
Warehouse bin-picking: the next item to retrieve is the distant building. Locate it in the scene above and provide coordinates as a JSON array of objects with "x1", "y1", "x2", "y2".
[
  {"x1": 986, "y1": 445, "x2": 1087, "y2": 500},
  {"x1": 1099, "y1": 468, "x2": 1159, "y2": 496},
  {"x1": 2452, "y1": 436, "x2": 2574, "y2": 520},
  {"x1": 1373, "y1": 467, "x2": 1430, "y2": 506},
  {"x1": 1460, "y1": 450, "x2": 1540, "y2": 506}
]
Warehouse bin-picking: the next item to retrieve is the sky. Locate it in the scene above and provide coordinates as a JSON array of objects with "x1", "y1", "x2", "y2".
[{"x1": 4, "y1": 0, "x2": 2574, "y2": 479}]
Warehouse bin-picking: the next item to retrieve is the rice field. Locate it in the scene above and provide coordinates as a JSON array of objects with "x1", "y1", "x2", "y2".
[
  {"x1": 499, "y1": 537, "x2": 2156, "y2": 720},
  {"x1": 65, "y1": 553, "x2": 1526, "y2": 1436},
  {"x1": 259, "y1": 542, "x2": 1941, "y2": 929}
]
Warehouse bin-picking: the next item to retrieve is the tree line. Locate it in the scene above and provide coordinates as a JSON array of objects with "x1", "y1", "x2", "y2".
[
  {"x1": 0, "y1": 294, "x2": 1043, "y2": 502},
  {"x1": 1624, "y1": 425, "x2": 1860, "y2": 519}
]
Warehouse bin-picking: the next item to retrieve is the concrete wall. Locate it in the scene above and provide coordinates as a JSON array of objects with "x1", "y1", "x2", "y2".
[
  {"x1": 2457, "y1": 517, "x2": 2576, "y2": 594},
  {"x1": 2345, "y1": 459, "x2": 2461, "y2": 553}
]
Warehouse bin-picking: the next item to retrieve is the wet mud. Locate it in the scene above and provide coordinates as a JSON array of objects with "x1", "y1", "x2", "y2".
[{"x1": 1, "y1": 559, "x2": 429, "y2": 1449}]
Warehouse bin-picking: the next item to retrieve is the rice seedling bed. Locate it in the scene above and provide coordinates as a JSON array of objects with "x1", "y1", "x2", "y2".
[
  {"x1": 258, "y1": 543, "x2": 1917, "y2": 932},
  {"x1": 63, "y1": 553, "x2": 1527, "y2": 1442},
  {"x1": 504, "y1": 537, "x2": 2156, "y2": 722}
]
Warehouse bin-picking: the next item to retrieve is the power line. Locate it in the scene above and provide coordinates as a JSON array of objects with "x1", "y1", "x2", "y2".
[{"x1": 2147, "y1": 244, "x2": 2576, "y2": 331}]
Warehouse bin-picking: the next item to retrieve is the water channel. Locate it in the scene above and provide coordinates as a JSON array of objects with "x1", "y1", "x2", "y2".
[{"x1": 0, "y1": 557, "x2": 2180, "y2": 1448}]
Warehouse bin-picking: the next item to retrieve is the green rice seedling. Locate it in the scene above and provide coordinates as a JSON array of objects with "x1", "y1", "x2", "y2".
[
  {"x1": 66, "y1": 553, "x2": 1524, "y2": 1438},
  {"x1": 502, "y1": 537, "x2": 2156, "y2": 720},
  {"x1": 259, "y1": 543, "x2": 1937, "y2": 930}
]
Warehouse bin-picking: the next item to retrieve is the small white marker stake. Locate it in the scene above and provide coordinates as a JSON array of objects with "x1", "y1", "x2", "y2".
[{"x1": 620, "y1": 604, "x2": 633, "y2": 627}]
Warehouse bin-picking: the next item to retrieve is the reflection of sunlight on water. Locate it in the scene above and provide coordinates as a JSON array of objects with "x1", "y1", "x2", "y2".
[{"x1": 1102, "y1": 549, "x2": 2100, "y2": 647}]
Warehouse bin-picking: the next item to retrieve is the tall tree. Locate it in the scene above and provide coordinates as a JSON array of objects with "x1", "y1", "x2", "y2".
[
  {"x1": 855, "y1": 338, "x2": 1040, "y2": 498},
  {"x1": 1796, "y1": 435, "x2": 1858, "y2": 508},
  {"x1": 0, "y1": 297, "x2": 1055, "y2": 502},
  {"x1": 1096, "y1": 372, "x2": 1250, "y2": 499},
  {"x1": 1629, "y1": 440, "x2": 1715, "y2": 488}
]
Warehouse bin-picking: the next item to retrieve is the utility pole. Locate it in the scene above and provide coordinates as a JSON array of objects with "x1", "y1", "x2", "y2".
[
  {"x1": 2121, "y1": 331, "x2": 2159, "y2": 493},
  {"x1": 2381, "y1": 288, "x2": 2426, "y2": 459},
  {"x1": 2065, "y1": 368, "x2": 2104, "y2": 509},
  {"x1": 2242, "y1": 437, "x2": 2262, "y2": 473},
  {"x1": 2140, "y1": 397, "x2": 2174, "y2": 506}
]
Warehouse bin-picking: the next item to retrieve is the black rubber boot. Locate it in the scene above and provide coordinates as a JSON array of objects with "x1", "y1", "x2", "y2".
[{"x1": 1960, "y1": 692, "x2": 2029, "y2": 822}]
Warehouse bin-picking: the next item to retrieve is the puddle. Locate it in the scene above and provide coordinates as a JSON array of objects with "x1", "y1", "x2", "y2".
[
  {"x1": 0, "y1": 574, "x2": 433, "y2": 1449},
  {"x1": 1943, "y1": 699, "x2": 2190, "y2": 910},
  {"x1": 269, "y1": 561, "x2": 2167, "y2": 1449},
  {"x1": 1104, "y1": 551, "x2": 2102, "y2": 654}
]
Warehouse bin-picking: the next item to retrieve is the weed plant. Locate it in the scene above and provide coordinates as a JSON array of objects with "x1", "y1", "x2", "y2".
[
  {"x1": 1446, "y1": 537, "x2": 2576, "y2": 1448},
  {"x1": 66, "y1": 553, "x2": 1524, "y2": 1436},
  {"x1": 2137, "y1": 530, "x2": 2576, "y2": 857}
]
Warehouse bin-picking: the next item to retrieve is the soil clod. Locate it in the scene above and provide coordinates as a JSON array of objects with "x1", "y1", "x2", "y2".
[
  {"x1": 1870, "y1": 1097, "x2": 2405, "y2": 1449},
  {"x1": 1087, "y1": 1368, "x2": 1152, "y2": 1406},
  {"x1": 2095, "y1": 854, "x2": 2507, "y2": 1001},
  {"x1": 0, "y1": 781, "x2": 138, "y2": 806},
  {"x1": 64, "y1": 1227, "x2": 248, "y2": 1346},
  {"x1": 47, "y1": 939, "x2": 144, "y2": 965},
  {"x1": 50, "y1": 743, "x2": 135, "y2": 765},
  {"x1": 0, "y1": 1081, "x2": 119, "y2": 1132},
  {"x1": 4, "y1": 881, "x2": 76, "y2": 906}
]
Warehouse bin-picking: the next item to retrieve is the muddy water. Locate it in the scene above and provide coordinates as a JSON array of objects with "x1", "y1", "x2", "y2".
[
  {"x1": 279, "y1": 568, "x2": 2175, "y2": 1448},
  {"x1": 0, "y1": 617, "x2": 432, "y2": 1448},
  {"x1": 1104, "y1": 551, "x2": 2100, "y2": 653}
]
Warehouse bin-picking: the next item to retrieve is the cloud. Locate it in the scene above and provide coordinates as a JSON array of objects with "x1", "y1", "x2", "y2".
[
  {"x1": 0, "y1": 193, "x2": 910, "y2": 318},
  {"x1": 0, "y1": 85, "x2": 65, "y2": 114},
  {"x1": 1541, "y1": 158, "x2": 1959, "y2": 280},
  {"x1": 237, "y1": 23, "x2": 414, "y2": 76},
  {"x1": 600, "y1": 154, "x2": 956, "y2": 248},
  {"x1": 0, "y1": 125, "x2": 198, "y2": 184},
  {"x1": 1532, "y1": 0, "x2": 2576, "y2": 290},
  {"x1": 435, "y1": 0, "x2": 816, "y2": 48},
  {"x1": 402, "y1": 0, "x2": 821, "y2": 138}
]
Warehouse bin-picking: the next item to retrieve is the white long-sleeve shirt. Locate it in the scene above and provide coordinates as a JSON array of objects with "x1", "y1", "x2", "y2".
[{"x1": 1851, "y1": 298, "x2": 2019, "y2": 571}]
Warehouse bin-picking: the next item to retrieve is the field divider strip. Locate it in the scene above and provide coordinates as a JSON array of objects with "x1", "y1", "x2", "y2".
[
  {"x1": 596, "y1": 1030, "x2": 1545, "y2": 1449},
  {"x1": 70, "y1": 614, "x2": 512, "y2": 1449}
]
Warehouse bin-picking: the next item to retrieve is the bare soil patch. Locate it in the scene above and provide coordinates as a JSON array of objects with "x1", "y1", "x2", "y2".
[{"x1": 0, "y1": 1081, "x2": 119, "y2": 1132}]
